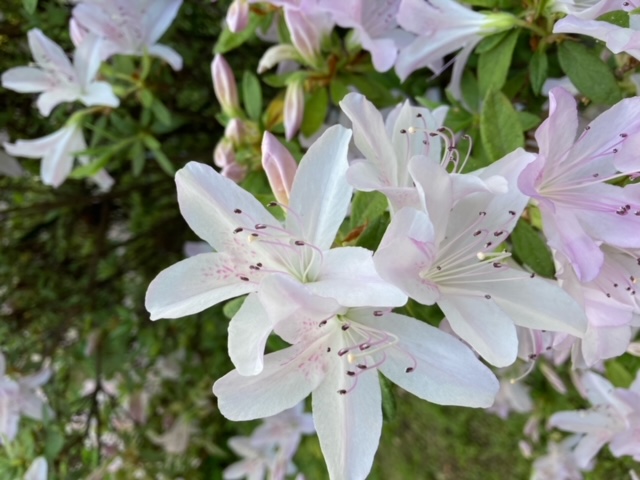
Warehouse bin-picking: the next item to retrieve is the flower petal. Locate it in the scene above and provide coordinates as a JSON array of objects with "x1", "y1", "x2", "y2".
[
  {"x1": 228, "y1": 294, "x2": 274, "y2": 376},
  {"x1": 1, "y1": 67, "x2": 50, "y2": 93},
  {"x1": 286, "y1": 125, "x2": 352, "y2": 249},
  {"x1": 145, "y1": 252, "x2": 255, "y2": 320},
  {"x1": 147, "y1": 43, "x2": 184, "y2": 71}
]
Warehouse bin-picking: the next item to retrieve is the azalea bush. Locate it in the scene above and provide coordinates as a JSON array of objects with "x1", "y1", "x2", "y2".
[{"x1": 1, "y1": 0, "x2": 640, "y2": 478}]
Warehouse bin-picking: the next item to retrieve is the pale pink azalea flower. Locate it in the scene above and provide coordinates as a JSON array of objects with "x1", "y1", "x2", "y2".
[
  {"x1": 531, "y1": 436, "x2": 585, "y2": 480},
  {"x1": 145, "y1": 126, "x2": 407, "y2": 376},
  {"x1": 4, "y1": 123, "x2": 113, "y2": 189},
  {"x1": 284, "y1": 9, "x2": 332, "y2": 67},
  {"x1": 72, "y1": 0, "x2": 184, "y2": 70},
  {"x1": 374, "y1": 152, "x2": 588, "y2": 366},
  {"x1": 487, "y1": 375, "x2": 534, "y2": 419},
  {"x1": 1, "y1": 29, "x2": 119, "y2": 117},
  {"x1": 223, "y1": 436, "x2": 274, "y2": 480},
  {"x1": 212, "y1": 54, "x2": 240, "y2": 116},
  {"x1": 549, "y1": 0, "x2": 621, "y2": 19},
  {"x1": 395, "y1": 0, "x2": 517, "y2": 98},
  {"x1": 549, "y1": 370, "x2": 640, "y2": 468},
  {"x1": 148, "y1": 415, "x2": 193, "y2": 455},
  {"x1": 518, "y1": 87, "x2": 640, "y2": 282},
  {"x1": 226, "y1": 0, "x2": 250, "y2": 32},
  {"x1": 24, "y1": 457, "x2": 48, "y2": 480},
  {"x1": 554, "y1": 15, "x2": 640, "y2": 61},
  {"x1": 213, "y1": 274, "x2": 499, "y2": 480}
]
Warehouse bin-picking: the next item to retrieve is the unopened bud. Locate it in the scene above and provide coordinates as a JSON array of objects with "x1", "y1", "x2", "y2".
[
  {"x1": 212, "y1": 54, "x2": 239, "y2": 115},
  {"x1": 262, "y1": 132, "x2": 297, "y2": 205},
  {"x1": 258, "y1": 45, "x2": 299, "y2": 74},
  {"x1": 627, "y1": 342, "x2": 640, "y2": 356},
  {"x1": 226, "y1": 0, "x2": 249, "y2": 33},
  {"x1": 222, "y1": 162, "x2": 247, "y2": 183},
  {"x1": 284, "y1": 80, "x2": 304, "y2": 141},
  {"x1": 284, "y1": 10, "x2": 322, "y2": 66},
  {"x1": 213, "y1": 139, "x2": 235, "y2": 168},
  {"x1": 225, "y1": 118, "x2": 246, "y2": 146}
]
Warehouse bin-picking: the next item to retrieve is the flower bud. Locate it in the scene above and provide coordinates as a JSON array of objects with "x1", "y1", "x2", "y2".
[
  {"x1": 213, "y1": 139, "x2": 235, "y2": 168},
  {"x1": 284, "y1": 80, "x2": 304, "y2": 141},
  {"x1": 222, "y1": 162, "x2": 247, "y2": 183},
  {"x1": 258, "y1": 44, "x2": 299, "y2": 74},
  {"x1": 224, "y1": 118, "x2": 246, "y2": 146},
  {"x1": 284, "y1": 10, "x2": 322, "y2": 66},
  {"x1": 262, "y1": 132, "x2": 297, "y2": 205},
  {"x1": 226, "y1": 0, "x2": 249, "y2": 33},
  {"x1": 211, "y1": 54, "x2": 239, "y2": 115}
]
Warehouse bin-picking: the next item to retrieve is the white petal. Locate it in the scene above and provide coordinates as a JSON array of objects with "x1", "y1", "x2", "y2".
[
  {"x1": 79, "y1": 81, "x2": 119, "y2": 108},
  {"x1": 549, "y1": 410, "x2": 614, "y2": 434},
  {"x1": 287, "y1": 125, "x2": 352, "y2": 250},
  {"x1": 145, "y1": 252, "x2": 255, "y2": 320},
  {"x1": 143, "y1": 0, "x2": 183, "y2": 45},
  {"x1": 36, "y1": 88, "x2": 80, "y2": 117},
  {"x1": 147, "y1": 43, "x2": 184, "y2": 71},
  {"x1": 41, "y1": 125, "x2": 83, "y2": 187},
  {"x1": 309, "y1": 247, "x2": 407, "y2": 307},
  {"x1": 357, "y1": 311, "x2": 499, "y2": 407},
  {"x1": 175, "y1": 162, "x2": 279, "y2": 251},
  {"x1": 312, "y1": 351, "x2": 382, "y2": 480},
  {"x1": 73, "y1": 33, "x2": 103, "y2": 87},
  {"x1": 228, "y1": 294, "x2": 274, "y2": 376},
  {"x1": 24, "y1": 457, "x2": 47, "y2": 480},
  {"x1": 438, "y1": 292, "x2": 519, "y2": 367},
  {"x1": 28, "y1": 29, "x2": 75, "y2": 79},
  {"x1": 213, "y1": 343, "x2": 328, "y2": 421},
  {"x1": 1, "y1": 67, "x2": 50, "y2": 93}
]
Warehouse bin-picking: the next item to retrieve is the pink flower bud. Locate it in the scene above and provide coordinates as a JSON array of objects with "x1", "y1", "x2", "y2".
[
  {"x1": 211, "y1": 54, "x2": 239, "y2": 115},
  {"x1": 213, "y1": 139, "x2": 235, "y2": 168},
  {"x1": 284, "y1": 80, "x2": 304, "y2": 141},
  {"x1": 69, "y1": 18, "x2": 88, "y2": 48},
  {"x1": 262, "y1": 132, "x2": 298, "y2": 205},
  {"x1": 284, "y1": 10, "x2": 321, "y2": 65},
  {"x1": 222, "y1": 162, "x2": 247, "y2": 183},
  {"x1": 224, "y1": 118, "x2": 246, "y2": 146},
  {"x1": 226, "y1": 0, "x2": 249, "y2": 33}
]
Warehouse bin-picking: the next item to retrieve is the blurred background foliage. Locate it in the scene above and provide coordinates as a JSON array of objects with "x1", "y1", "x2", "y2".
[{"x1": 0, "y1": 0, "x2": 638, "y2": 478}]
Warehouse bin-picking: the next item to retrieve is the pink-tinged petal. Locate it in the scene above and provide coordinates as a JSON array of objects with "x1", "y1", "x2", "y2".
[
  {"x1": 312, "y1": 350, "x2": 382, "y2": 480},
  {"x1": 573, "y1": 433, "x2": 611, "y2": 469},
  {"x1": 1, "y1": 67, "x2": 50, "y2": 93},
  {"x1": 41, "y1": 125, "x2": 84, "y2": 187},
  {"x1": 438, "y1": 292, "x2": 519, "y2": 367},
  {"x1": 549, "y1": 410, "x2": 615, "y2": 434},
  {"x1": 408, "y1": 157, "x2": 453, "y2": 244},
  {"x1": 535, "y1": 87, "x2": 579, "y2": 162},
  {"x1": 19, "y1": 394, "x2": 45, "y2": 421},
  {"x1": 27, "y1": 29, "x2": 74, "y2": 78},
  {"x1": 448, "y1": 41, "x2": 476, "y2": 102},
  {"x1": 147, "y1": 44, "x2": 183, "y2": 71},
  {"x1": 286, "y1": 125, "x2": 352, "y2": 250},
  {"x1": 374, "y1": 207, "x2": 440, "y2": 305},
  {"x1": 480, "y1": 269, "x2": 588, "y2": 337},
  {"x1": 580, "y1": 371, "x2": 617, "y2": 406},
  {"x1": 517, "y1": 154, "x2": 547, "y2": 199},
  {"x1": 175, "y1": 162, "x2": 279, "y2": 251},
  {"x1": 609, "y1": 429, "x2": 640, "y2": 459},
  {"x1": 308, "y1": 247, "x2": 407, "y2": 307},
  {"x1": 142, "y1": 0, "x2": 183, "y2": 45},
  {"x1": 36, "y1": 88, "x2": 80, "y2": 117},
  {"x1": 3, "y1": 130, "x2": 68, "y2": 158},
  {"x1": 228, "y1": 294, "x2": 273, "y2": 376},
  {"x1": 340, "y1": 93, "x2": 397, "y2": 184},
  {"x1": 73, "y1": 33, "x2": 103, "y2": 87},
  {"x1": 258, "y1": 274, "x2": 341, "y2": 344},
  {"x1": 359, "y1": 311, "x2": 499, "y2": 407},
  {"x1": 541, "y1": 206, "x2": 604, "y2": 282},
  {"x1": 212, "y1": 54, "x2": 239, "y2": 114},
  {"x1": 581, "y1": 324, "x2": 631, "y2": 367},
  {"x1": 394, "y1": 35, "x2": 443, "y2": 81},
  {"x1": 69, "y1": 18, "x2": 88, "y2": 48},
  {"x1": 72, "y1": 5, "x2": 121, "y2": 43},
  {"x1": 554, "y1": 17, "x2": 640, "y2": 56},
  {"x1": 284, "y1": 10, "x2": 322, "y2": 65},
  {"x1": 284, "y1": 80, "x2": 304, "y2": 141},
  {"x1": 213, "y1": 342, "x2": 329, "y2": 421},
  {"x1": 145, "y1": 252, "x2": 255, "y2": 320},
  {"x1": 80, "y1": 81, "x2": 119, "y2": 108}
]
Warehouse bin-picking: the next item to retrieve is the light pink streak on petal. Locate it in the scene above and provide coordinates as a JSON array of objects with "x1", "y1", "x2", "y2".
[
  {"x1": 226, "y1": 0, "x2": 249, "y2": 33},
  {"x1": 213, "y1": 342, "x2": 329, "y2": 421},
  {"x1": 145, "y1": 252, "x2": 255, "y2": 320},
  {"x1": 228, "y1": 293, "x2": 273, "y2": 376},
  {"x1": 438, "y1": 292, "x2": 519, "y2": 367},
  {"x1": 309, "y1": 246, "x2": 407, "y2": 307},
  {"x1": 312, "y1": 350, "x2": 381, "y2": 480},
  {"x1": 374, "y1": 207, "x2": 440, "y2": 305},
  {"x1": 1, "y1": 67, "x2": 50, "y2": 93},
  {"x1": 175, "y1": 161, "x2": 279, "y2": 251},
  {"x1": 358, "y1": 311, "x2": 499, "y2": 407},
  {"x1": 286, "y1": 125, "x2": 352, "y2": 250}
]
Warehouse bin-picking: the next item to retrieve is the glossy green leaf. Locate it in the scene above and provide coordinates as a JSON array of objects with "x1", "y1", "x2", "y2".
[
  {"x1": 480, "y1": 90, "x2": 523, "y2": 161},
  {"x1": 510, "y1": 221, "x2": 555, "y2": 278},
  {"x1": 301, "y1": 87, "x2": 329, "y2": 137},
  {"x1": 529, "y1": 49, "x2": 548, "y2": 95},
  {"x1": 242, "y1": 70, "x2": 263, "y2": 122},
  {"x1": 478, "y1": 30, "x2": 519, "y2": 96}
]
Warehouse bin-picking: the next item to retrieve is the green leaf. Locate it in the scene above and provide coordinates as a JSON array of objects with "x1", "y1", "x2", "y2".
[
  {"x1": 529, "y1": 49, "x2": 548, "y2": 95},
  {"x1": 151, "y1": 98, "x2": 172, "y2": 126},
  {"x1": 69, "y1": 155, "x2": 111, "y2": 179},
  {"x1": 510, "y1": 221, "x2": 555, "y2": 278},
  {"x1": 477, "y1": 29, "x2": 519, "y2": 96},
  {"x1": 45, "y1": 428, "x2": 64, "y2": 460},
  {"x1": 128, "y1": 141, "x2": 146, "y2": 177},
  {"x1": 22, "y1": 0, "x2": 37, "y2": 14},
  {"x1": 139, "y1": 89, "x2": 154, "y2": 108},
  {"x1": 598, "y1": 10, "x2": 629, "y2": 28},
  {"x1": 480, "y1": 90, "x2": 524, "y2": 161},
  {"x1": 151, "y1": 149, "x2": 175, "y2": 175},
  {"x1": 558, "y1": 41, "x2": 622, "y2": 105},
  {"x1": 356, "y1": 213, "x2": 389, "y2": 251},
  {"x1": 517, "y1": 111, "x2": 542, "y2": 131},
  {"x1": 301, "y1": 87, "x2": 329, "y2": 137},
  {"x1": 606, "y1": 360, "x2": 634, "y2": 388},
  {"x1": 329, "y1": 78, "x2": 350, "y2": 104},
  {"x1": 242, "y1": 71, "x2": 263, "y2": 122},
  {"x1": 214, "y1": 14, "x2": 261, "y2": 54},
  {"x1": 460, "y1": 70, "x2": 480, "y2": 112},
  {"x1": 223, "y1": 296, "x2": 246, "y2": 319},
  {"x1": 350, "y1": 191, "x2": 388, "y2": 230},
  {"x1": 475, "y1": 30, "x2": 511, "y2": 54},
  {"x1": 379, "y1": 375, "x2": 397, "y2": 421}
]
